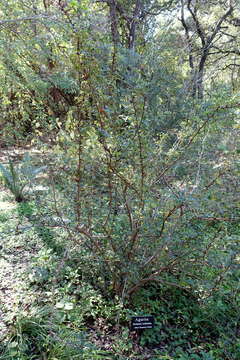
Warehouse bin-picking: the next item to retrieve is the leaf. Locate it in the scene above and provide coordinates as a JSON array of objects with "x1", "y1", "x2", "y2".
[
  {"x1": 56, "y1": 302, "x2": 65, "y2": 309},
  {"x1": 64, "y1": 302, "x2": 74, "y2": 310},
  {"x1": 8, "y1": 341, "x2": 18, "y2": 348},
  {"x1": 55, "y1": 301, "x2": 74, "y2": 310}
]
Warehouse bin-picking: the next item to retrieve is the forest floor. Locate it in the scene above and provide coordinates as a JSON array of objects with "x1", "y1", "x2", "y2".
[
  {"x1": 0, "y1": 147, "x2": 44, "y2": 341},
  {"x1": 0, "y1": 187, "x2": 40, "y2": 342}
]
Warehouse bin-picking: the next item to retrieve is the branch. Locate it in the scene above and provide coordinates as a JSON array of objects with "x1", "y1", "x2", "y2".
[
  {"x1": 222, "y1": 63, "x2": 240, "y2": 70},
  {"x1": 156, "y1": 101, "x2": 240, "y2": 181},
  {"x1": 206, "y1": 4, "x2": 234, "y2": 47},
  {"x1": 187, "y1": 0, "x2": 206, "y2": 47},
  {"x1": 180, "y1": 0, "x2": 194, "y2": 69},
  {"x1": 127, "y1": 272, "x2": 193, "y2": 296},
  {"x1": 219, "y1": 30, "x2": 237, "y2": 39},
  {"x1": 108, "y1": 0, "x2": 120, "y2": 45},
  {"x1": 0, "y1": 14, "x2": 58, "y2": 26},
  {"x1": 123, "y1": 185, "x2": 133, "y2": 231},
  {"x1": 194, "y1": 216, "x2": 238, "y2": 223},
  {"x1": 115, "y1": 1, "x2": 131, "y2": 22},
  {"x1": 211, "y1": 46, "x2": 240, "y2": 56},
  {"x1": 204, "y1": 170, "x2": 230, "y2": 190}
]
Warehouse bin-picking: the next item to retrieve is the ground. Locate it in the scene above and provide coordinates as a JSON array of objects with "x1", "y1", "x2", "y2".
[
  {"x1": 0, "y1": 189, "x2": 38, "y2": 341},
  {"x1": 0, "y1": 148, "x2": 45, "y2": 342}
]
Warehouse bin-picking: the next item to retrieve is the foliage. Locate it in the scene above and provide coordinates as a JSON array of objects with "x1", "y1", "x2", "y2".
[
  {"x1": 39, "y1": 88, "x2": 239, "y2": 305},
  {"x1": 0, "y1": 188, "x2": 240, "y2": 358},
  {"x1": 131, "y1": 283, "x2": 240, "y2": 359},
  {"x1": 0, "y1": 309, "x2": 109, "y2": 359},
  {"x1": 0, "y1": 0, "x2": 240, "y2": 358}
]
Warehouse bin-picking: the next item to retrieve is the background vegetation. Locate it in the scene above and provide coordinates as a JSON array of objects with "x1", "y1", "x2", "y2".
[{"x1": 0, "y1": 0, "x2": 240, "y2": 359}]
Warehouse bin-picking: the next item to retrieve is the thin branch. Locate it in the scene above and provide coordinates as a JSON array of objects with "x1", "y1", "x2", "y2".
[
  {"x1": 187, "y1": 0, "x2": 206, "y2": 47},
  {"x1": 222, "y1": 63, "x2": 240, "y2": 70},
  {"x1": 206, "y1": 4, "x2": 234, "y2": 47},
  {"x1": 123, "y1": 185, "x2": 133, "y2": 231},
  {"x1": 127, "y1": 273, "x2": 193, "y2": 297},
  {"x1": 180, "y1": 0, "x2": 194, "y2": 69},
  {"x1": 0, "y1": 14, "x2": 58, "y2": 26}
]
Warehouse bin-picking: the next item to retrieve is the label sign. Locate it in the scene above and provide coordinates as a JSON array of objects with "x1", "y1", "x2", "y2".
[{"x1": 131, "y1": 316, "x2": 155, "y2": 330}]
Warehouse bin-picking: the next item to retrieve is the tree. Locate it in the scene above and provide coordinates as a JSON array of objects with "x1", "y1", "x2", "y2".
[{"x1": 180, "y1": 0, "x2": 236, "y2": 98}]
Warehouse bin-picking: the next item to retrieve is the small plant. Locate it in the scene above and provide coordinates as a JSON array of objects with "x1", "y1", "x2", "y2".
[
  {"x1": 0, "y1": 153, "x2": 46, "y2": 202},
  {"x1": 0, "y1": 159, "x2": 25, "y2": 202},
  {"x1": 0, "y1": 309, "x2": 109, "y2": 360},
  {"x1": 0, "y1": 212, "x2": 9, "y2": 223}
]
